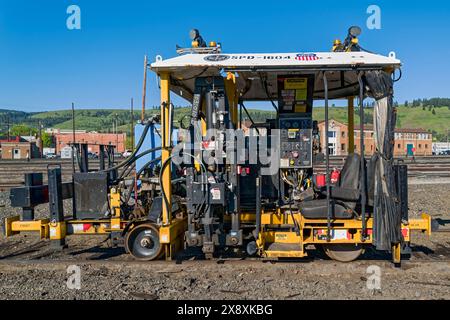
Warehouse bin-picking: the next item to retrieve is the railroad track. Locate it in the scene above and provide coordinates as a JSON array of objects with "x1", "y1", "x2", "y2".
[
  {"x1": 0, "y1": 238, "x2": 448, "y2": 266},
  {"x1": 0, "y1": 159, "x2": 128, "y2": 190},
  {"x1": 1, "y1": 254, "x2": 448, "y2": 267},
  {"x1": 0, "y1": 157, "x2": 449, "y2": 189},
  {"x1": 0, "y1": 182, "x2": 23, "y2": 191},
  {"x1": 1, "y1": 249, "x2": 448, "y2": 265}
]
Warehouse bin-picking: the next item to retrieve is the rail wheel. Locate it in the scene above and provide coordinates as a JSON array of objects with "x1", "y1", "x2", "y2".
[
  {"x1": 125, "y1": 223, "x2": 163, "y2": 261},
  {"x1": 322, "y1": 244, "x2": 364, "y2": 262}
]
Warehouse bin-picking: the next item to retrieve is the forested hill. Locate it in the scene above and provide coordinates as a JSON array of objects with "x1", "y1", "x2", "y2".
[{"x1": 1, "y1": 98, "x2": 450, "y2": 141}]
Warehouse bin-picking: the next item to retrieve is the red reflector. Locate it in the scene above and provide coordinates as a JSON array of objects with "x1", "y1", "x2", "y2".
[
  {"x1": 202, "y1": 141, "x2": 211, "y2": 149},
  {"x1": 401, "y1": 228, "x2": 409, "y2": 237},
  {"x1": 331, "y1": 169, "x2": 340, "y2": 184},
  {"x1": 237, "y1": 166, "x2": 250, "y2": 175},
  {"x1": 315, "y1": 174, "x2": 326, "y2": 188}
]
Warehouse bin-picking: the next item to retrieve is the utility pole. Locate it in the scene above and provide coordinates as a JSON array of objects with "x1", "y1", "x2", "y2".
[
  {"x1": 37, "y1": 120, "x2": 43, "y2": 158},
  {"x1": 38, "y1": 120, "x2": 42, "y2": 138},
  {"x1": 72, "y1": 103, "x2": 76, "y2": 173},
  {"x1": 6, "y1": 113, "x2": 10, "y2": 141},
  {"x1": 447, "y1": 128, "x2": 449, "y2": 151},
  {"x1": 141, "y1": 55, "x2": 148, "y2": 123},
  {"x1": 130, "y1": 98, "x2": 134, "y2": 151},
  {"x1": 71, "y1": 103, "x2": 76, "y2": 216},
  {"x1": 115, "y1": 113, "x2": 119, "y2": 153},
  {"x1": 112, "y1": 117, "x2": 116, "y2": 134}
]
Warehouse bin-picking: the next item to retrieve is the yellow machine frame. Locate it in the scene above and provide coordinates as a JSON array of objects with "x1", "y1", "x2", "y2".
[{"x1": 3, "y1": 68, "x2": 432, "y2": 264}]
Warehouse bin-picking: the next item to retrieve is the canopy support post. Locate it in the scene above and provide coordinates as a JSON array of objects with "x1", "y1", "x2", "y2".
[
  {"x1": 225, "y1": 72, "x2": 238, "y2": 128},
  {"x1": 323, "y1": 72, "x2": 331, "y2": 241},
  {"x1": 348, "y1": 96, "x2": 355, "y2": 154},
  {"x1": 160, "y1": 72, "x2": 172, "y2": 226},
  {"x1": 358, "y1": 73, "x2": 367, "y2": 240}
]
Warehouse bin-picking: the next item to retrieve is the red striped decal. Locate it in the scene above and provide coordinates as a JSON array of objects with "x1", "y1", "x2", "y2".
[{"x1": 295, "y1": 53, "x2": 319, "y2": 61}]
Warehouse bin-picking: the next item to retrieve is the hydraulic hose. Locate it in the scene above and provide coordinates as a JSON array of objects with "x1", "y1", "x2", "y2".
[
  {"x1": 123, "y1": 156, "x2": 162, "y2": 203},
  {"x1": 159, "y1": 157, "x2": 176, "y2": 220},
  {"x1": 258, "y1": 73, "x2": 278, "y2": 112},
  {"x1": 102, "y1": 146, "x2": 161, "y2": 173},
  {"x1": 100, "y1": 120, "x2": 156, "y2": 173},
  {"x1": 239, "y1": 102, "x2": 260, "y2": 135},
  {"x1": 118, "y1": 145, "x2": 163, "y2": 179},
  {"x1": 288, "y1": 190, "x2": 300, "y2": 236},
  {"x1": 159, "y1": 152, "x2": 208, "y2": 223},
  {"x1": 137, "y1": 157, "x2": 161, "y2": 177},
  {"x1": 254, "y1": 173, "x2": 262, "y2": 240},
  {"x1": 113, "y1": 147, "x2": 163, "y2": 184},
  {"x1": 119, "y1": 162, "x2": 135, "y2": 180}
]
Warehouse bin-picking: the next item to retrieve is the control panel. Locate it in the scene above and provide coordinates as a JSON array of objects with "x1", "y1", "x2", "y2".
[{"x1": 279, "y1": 118, "x2": 313, "y2": 168}]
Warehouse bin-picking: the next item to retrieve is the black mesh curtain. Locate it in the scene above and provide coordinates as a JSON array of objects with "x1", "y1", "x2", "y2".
[{"x1": 363, "y1": 70, "x2": 403, "y2": 250}]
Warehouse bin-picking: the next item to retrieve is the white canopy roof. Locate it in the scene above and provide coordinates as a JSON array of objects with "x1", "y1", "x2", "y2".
[{"x1": 150, "y1": 51, "x2": 401, "y2": 101}]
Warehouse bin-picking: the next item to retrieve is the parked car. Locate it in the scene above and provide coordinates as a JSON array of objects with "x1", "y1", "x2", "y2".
[
  {"x1": 87, "y1": 152, "x2": 98, "y2": 159},
  {"x1": 440, "y1": 150, "x2": 450, "y2": 155},
  {"x1": 45, "y1": 153, "x2": 58, "y2": 159},
  {"x1": 114, "y1": 152, "x2": 124, "y2": 159},
  {"x1": 123, "y1": 149, "x2": 132, "y2": 157}
]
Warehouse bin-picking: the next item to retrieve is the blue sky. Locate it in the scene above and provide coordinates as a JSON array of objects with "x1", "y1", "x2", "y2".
[{"x1": 0, "y1": 0, "x2": 449, "y2": 111}]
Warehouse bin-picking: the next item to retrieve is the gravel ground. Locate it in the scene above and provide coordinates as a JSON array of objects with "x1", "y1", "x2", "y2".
[
  {"x1": 0, "y1": 260, "x2": 448, "y2": 300},
  {"x1": 0, "y1": 181, "x2": 449, "y2": 300}
]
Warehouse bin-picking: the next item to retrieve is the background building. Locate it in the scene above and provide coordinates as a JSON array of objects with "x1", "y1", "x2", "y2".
[
  {"x1": 0, "y1": 136, "x2": 40, "y2": 159},
  {"x1": 55, "y1": 132, "x2": 126, "y2": 154},
  {"x1": 46, "y1": 128, "x2": 86, "y2": 135},
  {"x1": 318, "y1": 119, "x2": 433, "y2": 156}
]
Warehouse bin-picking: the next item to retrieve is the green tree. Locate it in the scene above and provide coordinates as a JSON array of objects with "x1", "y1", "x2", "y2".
[
  {"x1": 125, "y1": 135, "x2": 133, "y2": 150},
  {"x1": 41, "y1": 132, "x2": 53, "y2": 148},
  {"x1": 10, "y1": 124, "x2": 37, "y2": 136}
]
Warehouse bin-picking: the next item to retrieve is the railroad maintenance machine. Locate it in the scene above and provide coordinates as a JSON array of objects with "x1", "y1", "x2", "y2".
[{"x1": 4, "y1": 27, "x2": 433, "y2": 265}]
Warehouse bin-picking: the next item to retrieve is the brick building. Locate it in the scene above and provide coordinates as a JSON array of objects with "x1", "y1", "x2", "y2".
[
  {"x1": 318, "y1": 119, "x2": 433, "y2": 156},
  {"x1": 54, "y1": 132, "x2": 127, "y2": 154},
  {"x1": 0, "y1": 136, "x2": 40, "y2": 159}
]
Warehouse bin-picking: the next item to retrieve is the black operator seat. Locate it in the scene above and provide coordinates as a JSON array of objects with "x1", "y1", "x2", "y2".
[{"x1": 300, "y1": 153, "x2": 361, "y2": 219}]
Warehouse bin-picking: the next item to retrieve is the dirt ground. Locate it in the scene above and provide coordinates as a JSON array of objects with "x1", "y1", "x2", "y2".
[{"x1": 0, "y1": 179, "x2": 449, "y2": 300}]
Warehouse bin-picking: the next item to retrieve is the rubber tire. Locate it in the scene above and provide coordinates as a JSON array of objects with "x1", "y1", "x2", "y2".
[
  {"x1": 125, "y1": 223, "x2": 164, "y2": 261},
  {"x1": 322, "y1": 244, "x2": 364, "y2": 262}
]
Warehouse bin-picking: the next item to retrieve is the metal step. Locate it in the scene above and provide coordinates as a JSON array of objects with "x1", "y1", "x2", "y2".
[{"x1": 264, "y1": 242, "x2": 305, "y2": 258}]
